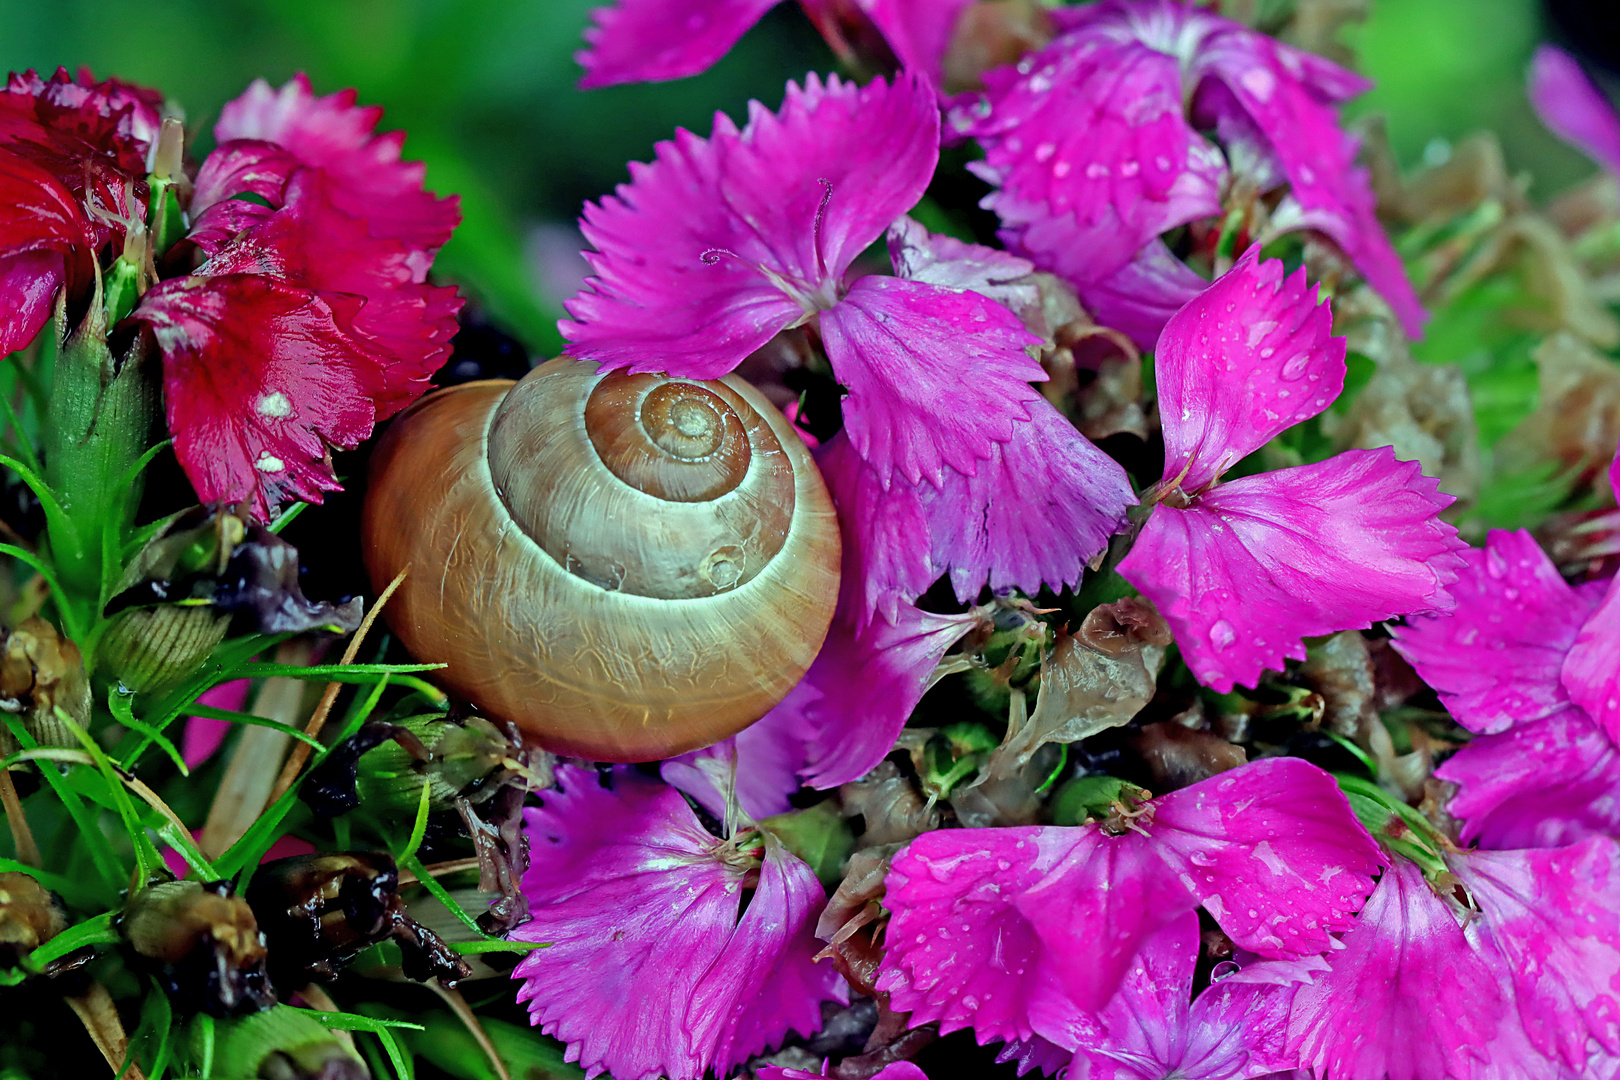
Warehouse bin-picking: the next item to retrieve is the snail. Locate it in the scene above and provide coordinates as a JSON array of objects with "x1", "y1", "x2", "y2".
[{"x1": 361, "y1": 357, "x2": 841, "y2": 762}]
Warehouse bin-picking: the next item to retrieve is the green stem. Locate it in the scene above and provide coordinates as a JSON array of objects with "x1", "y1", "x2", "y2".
[{"x1": 41, "y1": 313, "x2": 160, "y2": 614}]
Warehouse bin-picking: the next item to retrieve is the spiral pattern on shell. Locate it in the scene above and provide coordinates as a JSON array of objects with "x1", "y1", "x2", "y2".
[{"x1": 361, "y1": 357, "x2": 841, "y2": 762}]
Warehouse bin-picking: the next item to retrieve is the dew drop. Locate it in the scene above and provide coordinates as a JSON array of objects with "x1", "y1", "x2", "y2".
[{"x1": 1209, "y1": 619, "x2": 1236, "y2": 650}]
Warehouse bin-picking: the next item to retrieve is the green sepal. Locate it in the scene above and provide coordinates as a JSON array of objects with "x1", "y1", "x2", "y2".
[
  {"x1": 760, "y1": 802, "x2": 854, "y2": 888},
  {"x1": 1050, "y1": 775, "x2": 1150, "y2": 827}
]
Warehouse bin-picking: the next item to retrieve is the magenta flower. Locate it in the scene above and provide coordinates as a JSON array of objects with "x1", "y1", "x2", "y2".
[
  {"x1": 1287, "y1": 841, "x2": 1620, "y2": 1078},
  {"x1": 564, "y1": 74, "x2": 1040, "y2": 486},
  {"x1": 509, "y1": 766, "x2": 845, "y2": 1080},
  {"x1": 948, "y1": 0, "x2": 1425, "y2": 347},
  {"x1": 762, "y1": 594, "x2": 984, "y2": 789},
  {"x1": 132, "y1": 76, "x2": 462, "y2": 520},
  {"x1": 1031, "y1": 914, "x2": 1297, "y2": 1080},
  {"x1": 0, "y1": 68, "x2": 162, "y2": 353},
  {"x1": 1529, "y1": 45, "x2": 1620, "y2": 178},
  {"x1": 1115, "y1": 251, "x2": 1466, "y2": 693},
  {"x1": 1392, "y1": 523, "x2": 1620, "y2": 848},
  {"x1": 875, "y1": 757, "x2": 1383, "y2": 1046},
  {"x1": 660, "y1": 704, "x2": 807, "y2": 820},
  {"x1": 576, "y1": 0, "x2": 973, "y2": 90},
  {"x1": 181, "y1": 678, "x2": 252, "y2": 768}
]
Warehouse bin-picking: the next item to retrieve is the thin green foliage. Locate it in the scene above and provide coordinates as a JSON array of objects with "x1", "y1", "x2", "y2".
[
  {"x1": 397, "y1": 851, "x2": 488, "y2": 941},
  {"x1": 0, "y1": 372, "x2": 43, "y2": 478},
  {"x1": 58, "y1": 707, "x2": 164, "y2": 887},
  {"x1": 398, "y1": 777, "x2": 432, "y2": 864},
  {"x1": 295, "y1": 1009, "x2": 422, "y2": 1080},
  {"x1": 1, "y1": 715, "x2": 124, "y2": 894},
  {"x1": 108, "y1": 689, "x2": 189, "y2": 775},
  {"x1": 24, "y1": 910, "x2": 118, "y2": 969},
  {"x1": 0, "y1": 542, "x2": 81, "y2": 642},
  {"x1": 234, "y1": 660, "x2": 442, "y2": 682},
  {"x1": 183, "y1": 704, "x2": 327, "y2": 749}
]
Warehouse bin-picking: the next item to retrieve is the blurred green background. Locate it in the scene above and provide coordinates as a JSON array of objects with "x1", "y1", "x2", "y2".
[{"x1": 0, "y1": 0, "x2": 1592, "y2": 355}]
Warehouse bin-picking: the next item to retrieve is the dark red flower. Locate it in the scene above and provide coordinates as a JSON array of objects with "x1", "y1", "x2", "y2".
[
  {"x1": 0, "y1": 68, "x2": 162, "y2": 350},
  {"x1": 136, "y1": 169, "x2": 461, "y2": 519}
]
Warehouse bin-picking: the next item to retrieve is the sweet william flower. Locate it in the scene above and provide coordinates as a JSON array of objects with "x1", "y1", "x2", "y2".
[
  {"x1": 1286, "y1": 840, "x2": 1620, "y2": 1078},
  {"x1": 0, "y1": 68, "x2": 163, "y2": 353},
  {"x1": 576, "y1": 0, "x2": 973, "y2": 90},
  {"x1": 875, "y1": 757, "x2": 1383, "y2": 1047},
  {"x1": 1032, "y1": 914, "x2": 1298, "y2": 1080},
  {"x1": 949, "y1": 0, "x2": 1425, "y2": 347},
  {"x1": 132, "y1": 77, "x2": 462, "y2": 520},
  {"x1": 564, "y1": 73, "x2": 1044, "y2": 488},
  {"x1": 508, "y1": 766, "x2": 845, "y2": 1080},
  {"x1": 1391, "y1": 515, "x2": 1620, "y2": 849},
  {"x1": 1116, "y1": 250, "x2": 1466, "y2": 693}
]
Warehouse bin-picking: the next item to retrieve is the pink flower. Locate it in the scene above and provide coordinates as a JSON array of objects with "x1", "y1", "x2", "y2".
[
  {"x1": 564, "y1": 74, "x2": 1043, "y2": 485},
  {"x1": 1116, "y1": 251, "x2": 1466, "y2": 693},
  {"x1": 199, "y1": 73, "x2": 459, "y2": 276},
  {"x1": 1033, "y1": 914, "x2": 1297, "y2": 1080},
  {"x1": 1529, "y1": 45, "x2": 1620, "y2": 177},
  {"x1": 1288, "y1": 842, "x2": 1620, "y2": 1078},
  {"x1": 1283, "y1": 859, "x2": 1505, "y2": 1080},
  {"x1": 133, "y1": 78, "x2": 462, "y2": 520},
  {"x1": 660, "y1": 704, "x2": 808, "y2": 820},
  {"x1": 0, "y1": 68, "x2": 162, "y2": 353},
  {"x1": 576, "y1": 0, "x2": 973, "y2": 90},
  {"x1": 875, "y1": 757, "x2": 1382, "y2": 1045},
  {"x1": 949, "y1": 0, "x2": 1425, "y2": 347},
  {"x1": 1392, "y1": 525, "x2": 1620, "y2": 848},
  {"x1": 763, "y1": 592, "x2": 984, "y2": 789},
  {"x1": 508, "y1": 766, "x2": 845, "y2": 1080}
]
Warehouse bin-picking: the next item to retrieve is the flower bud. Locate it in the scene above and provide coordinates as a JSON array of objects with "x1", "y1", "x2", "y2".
[
  {"x1": 0, "y1": 616, "x2": 91, "y2": 749},
  {"x1": 98, "y1": 605, "x2": 231, "y2": 694},
  {"x1": 123, "y1": 878, "x2": 274, "y2": 1016},
  {"x1": 0, "y1": 871, "x2": 88, "y2": 979}
]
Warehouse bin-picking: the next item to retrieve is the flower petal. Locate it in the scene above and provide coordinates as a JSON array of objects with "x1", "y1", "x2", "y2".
[
  {"x1": 563, "y1": 73, "x2": 939, "y2": 379},
  {"x1": 1437, "y1": 707, "x2": 1620, "y2": 850},
  {"x1": 1120, "y1": 448, "x2": 1466, "y2": 693},
  {"x1": 692, "y1": 836, "x2": 846, "y2": 1072},
  {"x1": 1529, "y1": 45, "x2": 1620, "y2": 176},
  {"x1": 575, "y1": 0, "x2": 783, "y2": 88},
  {"x1": 876, "y1": 825, "x2": 1134, "y2": 1042},
  {"x1": 817, "y1": 431, "x2": 936, "y2": 624},
  {"x1": 1150, "y1": 758, "x2": 1384, "y2": 960},
  {"x1": 1155, "y1": 250, "x2": 1345, "y2": 493},
  {"x1": 214, "y1": 73, "x2": 458, "y2": 262},
  {"x1": 1563, "y1": 571, "x2": 1620, "y2": 742},
  {"x1": 820, "y1": 275, "x2": 1044, "y2": 487},
  {"x1": 0, "y1": 249, "x2": 63, "y2": 356},
  {"x1": 1073, "y1": 238, "x2": 1210, "y2": 352},
  {"x1": 0, "y1": 148, "x2": 92, "y2": 333},
  {"x1": 861, "y1": 0, "x2": 975, "y2": 88},
  {"x1": 1284, "y1": 859, "x2": 1505, "y2": 1080},
  {"x1": 511, "y1": 768, "x2": 836, "y2": 1080},
  {"x1": 137, "y1": 275, "x2": 376, "y2": 519},
  {"x1": 660, "y1": 703, "x2": 807, "y2": 821},
  {"x1": 1391, "y1": 530, "x2": 1596, "y2": 734},
  {"x1": 955, "y1": 29, "x2": 1226, "y2": 284},
  {"x1": 1193, "y1": 25, "x2": 1426, "y2": 337},
  {"x1": 783, "y1": 598, "x2": 981, "y2": 789},
  {"x1": 886, "y1": 215, "x2": 1040, "y2": 319},
  {"x1": 1451, "y1": 838, "x2": 1620, "y2": 1069},
  {"x1": 915, "y1": 395, "x2": 1135, "y2": 602}
]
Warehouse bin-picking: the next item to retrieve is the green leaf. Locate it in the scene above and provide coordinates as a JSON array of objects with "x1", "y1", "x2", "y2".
[
  {"x1": 398, "y1": 851, "x2": 489, "y2": 940},
  {"x1": 233, "y1": 661, "x2": 442, "y2": 682},
  {"x1": 0, "y1": 368, "x2": 43, "y2": 478},
  {"x1": 108, "y1": 688, "x2": 188, "y2": 776},
  {"x1": 266, "y1": 501, "x2": 310, "y2": 534},
  {"x1": 58, "y1": 707, "x2": 164, "y2": 886},
  {"x1": 293, "y1": 1008, "x2": 421, "y2": 1080},
  {"x1": 183, "y1": 704, "x2": 328, "y2": 749},
  {"x1": 0, "y1": 858, "x2": 77, "y2": 895},
  {"x1": 2, "y1": 715, "x2": 125, "y2": 894},
  {"x1": 24, "y1": 910, "x2": 119, "y2": 969},
  {"x1": 398, "y1": 777, "x2": 432, "y2": 864},
  {"x1": 450, "y1": 939, "x2": 550, "y2": 956}
]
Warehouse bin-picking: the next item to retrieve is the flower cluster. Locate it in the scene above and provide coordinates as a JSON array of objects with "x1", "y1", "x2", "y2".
[
  {"x1": 0, "y1": 67, "x2": 460, "y2": 519},
  {"x1": 490, "y1": 6, "x2": 1620, "y2": 1080}
]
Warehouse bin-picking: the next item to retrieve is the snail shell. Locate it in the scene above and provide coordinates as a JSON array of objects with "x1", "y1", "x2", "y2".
[{"x1": 361, "y1": 357, "x2": 841, "y2": 762}]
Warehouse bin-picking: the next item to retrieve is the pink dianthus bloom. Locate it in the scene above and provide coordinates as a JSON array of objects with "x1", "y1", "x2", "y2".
[
  {"x1": 1529, "y1": 45, "x2": 1620, "y2": 179},
  {"x1": 875, "y1": 757, "x2": 1382, "y2": 1048},
  {"x1": 1391, "y1": 515, "x2": 1620, "y2": 848},
  {"x1": 509, "y1": 766, "x2": 845, "y2": 1080},
  {"x1": 132, "y1": 75, "x2": 462, "y2": 520},
  {"x1": 576, "y1": 0, "x2": 972, "y2": 90},
  {"x1": 0, "y1": 68, "x2": 163, "y2": 353},
  {"x1": 1032, "y1": 914, "x2": 1298, "y2": 1080},
  {"x1": 562, "y1": 73, "x2": 1134, "y2": 614},
  {"x1": 1116, "y1": 250, "x2": 1466, "y2": 693},
  {"x1": 1286, "y1": 840, "x2": 1620, "y2": 1079},
  {"x1": 949, "y1": 0, "x2": 1424, "y2": 347},
  {"x1": 760, "y1": 1064, "x2": 928, "y2": 1080}
]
